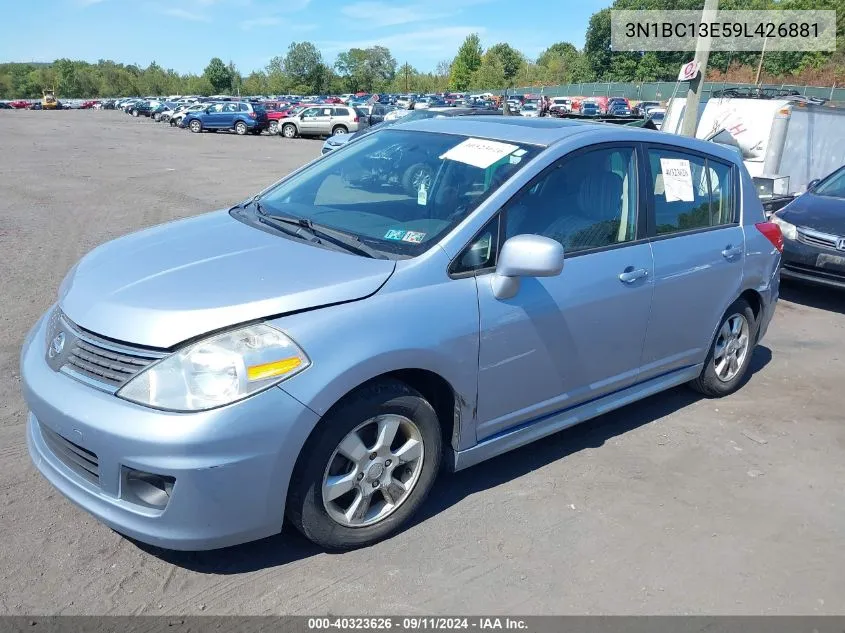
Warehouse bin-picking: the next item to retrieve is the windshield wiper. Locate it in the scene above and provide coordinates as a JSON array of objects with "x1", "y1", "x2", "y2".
[{"x1": 260, "y1": 208, "x2": 387, "y2": 259}]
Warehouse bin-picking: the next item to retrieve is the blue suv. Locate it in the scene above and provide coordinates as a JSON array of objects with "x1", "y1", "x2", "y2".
[{"x1": 181, "y1": 101, "x2": 269, "y2": 135}]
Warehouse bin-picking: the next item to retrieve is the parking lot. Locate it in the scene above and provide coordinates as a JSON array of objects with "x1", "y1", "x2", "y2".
[{"x1": 1, "y1": 110, "x2": 844, "y2": 615}]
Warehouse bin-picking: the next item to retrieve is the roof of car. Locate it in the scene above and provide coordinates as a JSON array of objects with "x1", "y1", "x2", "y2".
[{"x1": 391, "y1": 115, "x2": 744, "y2": 162}]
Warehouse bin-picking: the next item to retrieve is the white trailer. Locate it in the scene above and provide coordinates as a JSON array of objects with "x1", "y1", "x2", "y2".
[{"x1": 662, "y1": 96, "x2": 845, "y2": 195}]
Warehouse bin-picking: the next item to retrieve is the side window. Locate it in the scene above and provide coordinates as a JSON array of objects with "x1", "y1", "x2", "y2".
[
  {"x1": 647, "y1": 148, "x2": 736, "y2": 234},
  {"x1": 708, "y1": 160, "x2": 736, "y2": 225},
  {"x1": 451, "y1": 216, "x2": 501, "y2": 275},
  {"x1": 322, "y1": 108, "x2": 332, "y2": 116},
  {"x1": 334, "y1": 107, "x2": 349, "y2": 117},
  {"x1": 239, "y1": 103, "x2": 249, "y2": 112},
  {"x1": 211, "y1": 104, "x2": 224, "y2": 113},
  {"x1": 504, "y1": 146, "x2": 639, "y2": 254},
  {"x1": 302, "y1": 107, "x2": 318, "y2": 117}
]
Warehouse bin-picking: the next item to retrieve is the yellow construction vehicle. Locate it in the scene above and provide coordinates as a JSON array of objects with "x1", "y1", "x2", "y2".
[{"x1": 42, "y1": 88, "x2": 58, "y2": 110}]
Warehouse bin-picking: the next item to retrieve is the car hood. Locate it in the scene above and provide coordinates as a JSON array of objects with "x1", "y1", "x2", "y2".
[
  {"x1": 60, "y1": 210, "x2": 396, "y2": 348},
  {"x1": 778, "y1": 193, "x2": 845, "y2": 235}
]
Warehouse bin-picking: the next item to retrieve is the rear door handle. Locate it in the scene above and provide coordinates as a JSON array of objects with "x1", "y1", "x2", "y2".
[
  {"x1": 722, "y1": 245, "x2": 743, "y2": 260},
  {"x1": 619, "y1": 267, "x2": 649, "y2": 283}
]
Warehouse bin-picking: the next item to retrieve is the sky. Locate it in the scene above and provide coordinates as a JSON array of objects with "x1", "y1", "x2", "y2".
[{"x1": 0, "y1": 0, "x2": 610, "y2": 74}]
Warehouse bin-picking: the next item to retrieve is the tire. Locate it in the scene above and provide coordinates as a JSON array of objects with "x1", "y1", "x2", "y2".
[
  {"x1": 688, "y1": 298, "x2": 757, "y2": 398},
  {"x1": 287, "y1": 379, "x2": 442, "y2": 550},
  {"x1": 131, "y1": 109, "x2": 139, "y2": 117},
  {"x1": 189, "y1": 119, "x2": 202, "y2": 133},
  {"x1": 235, "y1": 121, "x2": 248, "y2": 136},
  {"x1": 268, "y1": 120, "x2": 279, "y2": 135},
  {"x1": 282, "y1": 123, "x2": 297, "y2": 139},
  {"x1": 401, "y1": 162, "x2": 435, "y2": 195},
  {"x1": 153, "y1": 113, "x2": 161, "y2": 122},
  {"x1": 331, "y1": 125, "x2": 348, "y2": 135}
]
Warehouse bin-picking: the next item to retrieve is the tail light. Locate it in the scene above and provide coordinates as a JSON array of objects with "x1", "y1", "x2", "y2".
[
  {"x1": 353, "y1": 115, "x2": 359, "y2": 122},
  {"x1": 247, "y1": 111, "x2": 256, "y2": 119},
  {"x1": 755, "y1": 221, "x2": 784, "y2": 252}
]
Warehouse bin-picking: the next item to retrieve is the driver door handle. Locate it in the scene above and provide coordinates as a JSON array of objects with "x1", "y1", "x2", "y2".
[{"x1": 619, "y1": 267, "x2": 649, "y2": 284}]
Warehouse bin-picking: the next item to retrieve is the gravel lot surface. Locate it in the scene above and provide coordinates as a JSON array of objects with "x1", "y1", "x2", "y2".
[{"x1": 1, "y1": 110, "x2": 843, "y2": 615}]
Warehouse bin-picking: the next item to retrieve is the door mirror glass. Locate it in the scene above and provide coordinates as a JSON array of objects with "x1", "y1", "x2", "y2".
[{"x1": 492, "y1": 234, "x2": 564, "y2": 299}]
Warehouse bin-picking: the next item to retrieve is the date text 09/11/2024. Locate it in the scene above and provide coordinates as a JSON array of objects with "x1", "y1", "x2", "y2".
[
  {"x1": 624, "y1": 21, "x2": 820, "y2": 39},
  {"x1": 307, "y1": 617, "x2": 529, "y2": 630}
]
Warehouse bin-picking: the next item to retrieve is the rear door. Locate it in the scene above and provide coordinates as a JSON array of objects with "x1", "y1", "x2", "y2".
[{"x1": 639, "y1": 144, "x2": 744, "y2": 380}]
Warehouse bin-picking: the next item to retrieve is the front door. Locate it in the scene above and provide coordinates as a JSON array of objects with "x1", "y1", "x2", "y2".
[
  {"x1": 298, "y1": 107, "x2": 321, "y2": 135},
  {"x1": 474, "y1": 145, "x2": 655, "y2": 441}
]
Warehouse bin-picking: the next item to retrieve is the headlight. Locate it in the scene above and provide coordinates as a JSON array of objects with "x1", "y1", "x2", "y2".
[
  {"x1": 117, "y1": 324, "x2": 309, "y2": 412},
  {"x1": 771, "y1": 215, "x2": 797, "y2": 240}
]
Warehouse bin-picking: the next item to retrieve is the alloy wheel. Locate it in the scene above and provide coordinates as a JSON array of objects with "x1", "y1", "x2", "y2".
[
  {"x1": 322, "y1": 414, "x2": 424, "y2": 527},
  {"x1": 714, "y1": 313, "x2": 750, "y2": 382}
]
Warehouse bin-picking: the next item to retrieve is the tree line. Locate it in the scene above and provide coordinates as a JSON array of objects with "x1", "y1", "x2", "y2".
[{"x1": 1, "y1": 0, "x2": 842, "y2": 100}]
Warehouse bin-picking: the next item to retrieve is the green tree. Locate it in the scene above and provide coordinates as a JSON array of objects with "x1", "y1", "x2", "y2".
[
  {"x1": 449, "y1": 33, "x2": 483, "y2": 90},
  {"x1": 242, "y1": 71, "x2": 268, "y2": 95},
  {"x1": 283, "y1": 41, "x2": 324, "y2": 92},
  {"x1": 203, "y1": 57, "x2": 232, "y2": 93},
  {"x1": 486, "y1": 43, "x2": 524, "y2": 84},
  {"x1": 471, "y1": 53, "x2": 507, "y2": 89},
  {"x1": 335, "y1": 46, "x2": 396, "y2": 92}
]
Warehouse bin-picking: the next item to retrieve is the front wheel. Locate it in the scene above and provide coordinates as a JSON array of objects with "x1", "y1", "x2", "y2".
[
  {"x1": 281, "y1": 123, "x2": 297, "y2": 139},
  {"x1": 131, "y1": 109, "x2": 139, "y2": 117},
  {"x1": 688, "y1": 298, "x2": 757, "y2": 397},
  {"x1": 189, "y1": 119, "x2": 202, "y2": 133},
  {"x1": 286, "y1": 379, "x2": 442, "y2": 550},
  {"x1": 235, "y1": 121, "x2": 248, "y2": 135}
]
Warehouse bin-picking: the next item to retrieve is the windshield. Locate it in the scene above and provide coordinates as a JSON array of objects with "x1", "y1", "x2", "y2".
[
  {"x1": 255, "y1": 129, "x2": 541, "y2": 256},
  {"x1": 813, "y1": 167, "x2": 845, "y2": 198}
]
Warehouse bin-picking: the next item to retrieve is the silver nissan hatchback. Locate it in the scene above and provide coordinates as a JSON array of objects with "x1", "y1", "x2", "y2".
[{"x1": 21, "y1": 118, "x2": 782, "y2": 550}]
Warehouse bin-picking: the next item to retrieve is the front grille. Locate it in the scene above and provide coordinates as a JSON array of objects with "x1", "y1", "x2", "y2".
[
  {"x1": 796, "y1": 227, "x2": 841, "y2": 251},
  {"x1": 65, "y1": 336, "x2": 159, "y2": 388},
  {"x1": 51, "y1": 311, "x2": 166, "y2": 392},
  {"x1": 40, "y1": 423, "x2": 99, "y2": 485}
]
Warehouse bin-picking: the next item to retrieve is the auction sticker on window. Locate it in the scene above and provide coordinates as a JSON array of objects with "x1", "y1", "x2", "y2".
[
  {"x1": 384, "y1": 229, "x2": 406, "y2": 240},
  {"x1": 660, "y1": 158, "x2": 695, "y2": 202},
  {"x1": 402, "y1": 231, "x2": 426, "y2": 243},
  {"x1": 440, "y1": 138, "x2": 520, "y2": 169}
]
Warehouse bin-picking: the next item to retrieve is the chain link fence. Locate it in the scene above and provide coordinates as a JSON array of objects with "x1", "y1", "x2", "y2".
[{"x1": 498, "y1": 81, "x2": 844, "y2": 102}]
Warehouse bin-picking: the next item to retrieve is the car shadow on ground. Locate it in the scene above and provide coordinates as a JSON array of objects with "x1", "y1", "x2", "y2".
[
  {"x1": 137, "y1": 345, "x2": 772, "y2": 574},
  {"x1": 779, "y1": 281, "x2": 845, "y2": 315}
]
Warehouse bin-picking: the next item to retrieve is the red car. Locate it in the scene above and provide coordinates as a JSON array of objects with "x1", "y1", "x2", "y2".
[
  {"x1": 9, "y1": 100, "x2": 30, "y2": 109},
  {"x1": 81, "y1": 100, "x2": 100, "y2": 109}
]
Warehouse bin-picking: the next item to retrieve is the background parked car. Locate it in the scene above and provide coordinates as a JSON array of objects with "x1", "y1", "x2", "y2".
[
  {"x1": 279, "y1": 105, "x2": 360, "y2": 139},
  {"x1": 181, "y1": 101, "x2": 269, "y2": 135},
  {"x1": 773, "y1": 163, "x2": 845, "y2": 289}
]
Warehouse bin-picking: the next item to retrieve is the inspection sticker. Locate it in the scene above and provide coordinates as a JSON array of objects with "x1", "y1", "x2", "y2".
[
  {"x1": 402, "y1": 231, "x2": 426, "y2": 244},
  {"x1": 440, "y1": 138, "x2": 520, "y2": 169},
  {"x1": 384, "y1": 229, "x2": 407, "y2": 240},
  {"x1": 660, "y1": 158, "x2": 695, "y2": 202}
]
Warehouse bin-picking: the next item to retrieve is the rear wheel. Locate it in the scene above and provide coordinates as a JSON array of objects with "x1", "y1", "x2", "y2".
[
  {"x1": 268, "y1": 120, "x2": 279, "y2": 135},
  {"x1": 235, "y1": 121, "x2": 248, "y2": 136},
  {"x1": 189, "y1": 119, "x2": 202, "y2": 133},
  {"x1": 282, "y1": 123, "x2": 297, "y2": 139},
  {"x1": 688, "y1": 298, "x2": 757, "y2": 397},
  {"x1": 331, "y1": 125, "x2": 347, "y2": 136},
  {"x1": 131, "y1": 109, "x2": 139, "y2": 117},
  {"x1": 286, "y1": 379, "x2": 442, "y2": 550}
]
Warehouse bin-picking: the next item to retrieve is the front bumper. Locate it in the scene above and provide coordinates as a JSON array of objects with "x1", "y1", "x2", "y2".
[
  {"x1": 21, "y1": 311, "x2": 320, "y2": 550},
  {"x1": 781, "y1": 237, "x2": 845, "y2": 290}
]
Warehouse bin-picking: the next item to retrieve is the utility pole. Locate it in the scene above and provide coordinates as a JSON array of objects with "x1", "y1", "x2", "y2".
[
  {"x1": 680, "y1": 0, "x2": 719, "y2": 137},
  {"x1": 754, "y1": 36, "x2": 768, "y2": 86},
  {"x1": 404, "y1": 62, "x2": 409, "y2": 93}
]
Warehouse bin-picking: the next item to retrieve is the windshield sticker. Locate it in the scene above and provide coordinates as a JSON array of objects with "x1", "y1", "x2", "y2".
[
  {"x1": 384, "y1": 229, "x2": 407, "y2": 240},
  {"x1": 440, "y1": 138, "x2": 520, "y2": 169},
  {"x1": 660, "y1": 158, "x2": 695, "y2": 202},
  {"x1": 402, "y1": 231, "x2": 426, "y2": 244}
]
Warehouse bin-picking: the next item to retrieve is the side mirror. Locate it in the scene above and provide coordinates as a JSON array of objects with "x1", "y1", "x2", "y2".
[
  {"x1": 807, "y1": 178, "x2": 820, "y2": 192},
  {"x1": 491, "y1": 235, "x2": 564, "y2": 300}
]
